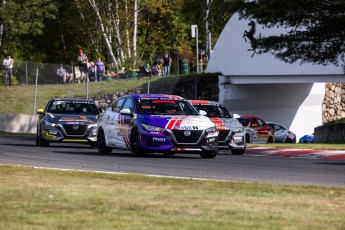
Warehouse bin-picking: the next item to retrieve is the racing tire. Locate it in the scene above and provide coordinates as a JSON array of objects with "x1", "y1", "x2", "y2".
[
  {"x1": 36, "y1": 128, "x2": 49, "y2": 147},
  {"x1": 267, "y1": 136, "x2": 273, "y2": 143},
  {"x1": 200, "y1": 151, "x2": 217, "y2": 158},
  {"x1": 90, "y1": 142, "x2": 97, "y2": 148},
  {"x1": 97, "y1": 128, "x2": 112, "y2": 154},
  {"x1": 231, "y1": 147, "x2": 246, "y2": 155},
  {"x1": 245, "y1": 134, "x2": 251, "y2": 143},
  {"x1": 130, "y1": 129, "x2": 147, "y2": 157}
]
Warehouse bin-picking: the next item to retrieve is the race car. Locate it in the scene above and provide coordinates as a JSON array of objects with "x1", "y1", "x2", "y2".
[
  {"x1": 189, "y1": 100, "x2": 246, "y2": 155},
  {"x1": 237, "y1": 115, "x2": 274, "y2": 143},
  {"x1": 36, "y1": 98, "x2": 100, "y2": 147},
  {"x1": 96, "y1": 94, "x2": 219, "y2": 158}
]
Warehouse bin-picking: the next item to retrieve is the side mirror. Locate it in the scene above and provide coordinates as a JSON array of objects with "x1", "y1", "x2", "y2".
[
  {"x1": 199, "y1": 110, "x2": 207, "y2": 116},
  {"x1": 36, "y1": 109, "x2": 44, "y2": 114},
  {"x1": 251, "y1": 123, "x2": 258, "y2": 127},
  {"x1": 120, "y1": 108, "x2": 132, "y2": 115}
]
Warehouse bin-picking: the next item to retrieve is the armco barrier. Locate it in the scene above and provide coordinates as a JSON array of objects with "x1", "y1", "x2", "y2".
[
  {"x1": 314, "y1": 123, "x2": 345, "y2": 143},
  {"x1": 0, "y1": 114, "x2": 37, "y2": 134}
]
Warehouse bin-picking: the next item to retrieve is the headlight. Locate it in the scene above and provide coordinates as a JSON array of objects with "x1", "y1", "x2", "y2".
[
  {"x1": 141, "y1": 123, "x2": 165, "y2": 132},
  {"x1": 205, "y1": 126, "x2": 217, "y2": 134},
  {"x1": 43, "y1": 120, "x2": 57, "y2": 127}
]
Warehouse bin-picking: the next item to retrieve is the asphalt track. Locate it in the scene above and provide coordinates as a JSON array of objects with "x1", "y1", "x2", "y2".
[{"x1": 0, "y1": 135, "x2": 344, "y2": 187}]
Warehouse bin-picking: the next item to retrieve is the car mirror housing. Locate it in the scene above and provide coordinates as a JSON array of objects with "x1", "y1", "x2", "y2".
[
  {"x1": 120, "y1": 108, "x2": 132, "y2": 115},
  {"x1": 199, "y1": 110, "x2": 207, "y2": 116},
  {"x1": 36, "y1": 109, "x2": 44, "y2": 114}
]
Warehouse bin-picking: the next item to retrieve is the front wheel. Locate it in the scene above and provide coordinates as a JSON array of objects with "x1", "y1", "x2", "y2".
[
  {"x1": 36, "y1": 128, "x2": 49, "y2": 147},
  {"x1": 200, "y1": 151, "x2": 217, "y2": 158},
  {"x1": 130, "y1": 129, "x2": 146, "y2": 157},
  {"x1": 97, "y1": 128, "x2": 112, "y2": 154}
]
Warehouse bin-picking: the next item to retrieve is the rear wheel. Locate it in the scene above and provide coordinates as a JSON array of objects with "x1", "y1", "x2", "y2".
[
  {"x1": 36, "y1": 128, "x2": 49, "y2": 147},
  {"x1": 267, "y1": 136, "x2": 273, "y2": 143},
  {"x1": 130, "y1": 129, "x2": 146, "y2": 157},
  {"x1": 97, "y1": 128, "x2": 112, "y2": 154},
  {"x1": 200, "y1": 151, "x2": 217, "y2": 158}
]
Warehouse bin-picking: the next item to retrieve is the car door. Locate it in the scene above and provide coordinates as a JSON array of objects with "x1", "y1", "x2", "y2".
[
  {"x1": 107, "y1": 97, "x2": 126, "y2": 146},
  {"x1": 253, "y1": 118, "x2": 271, "y2": 143},
  {"x1": 116, "y1": 97, "x2": 134, "y2": 149}
]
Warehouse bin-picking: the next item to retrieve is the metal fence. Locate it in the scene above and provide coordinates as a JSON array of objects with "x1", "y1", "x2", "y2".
[{"x1": 0, "y1": 60, "x2": 78, "y2": 85}]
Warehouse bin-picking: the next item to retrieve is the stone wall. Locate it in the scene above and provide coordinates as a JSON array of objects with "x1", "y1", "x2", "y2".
[{"x1": 322, "y1": 83, "x2": 345, "y2": 124}]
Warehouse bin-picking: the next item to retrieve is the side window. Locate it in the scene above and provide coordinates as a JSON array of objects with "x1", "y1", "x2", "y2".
[
  {"x1": 112, "y1": 98, "x2": 126, "y2": 112},
  {"x1": 257, "y1": 119, "x2": 264, "y2": 127},
  {"x1": 122, "y1": 98, "x2": 133, "y2": 112}
]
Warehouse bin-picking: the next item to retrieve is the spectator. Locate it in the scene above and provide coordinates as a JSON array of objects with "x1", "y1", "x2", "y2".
[
  {"x1": 2, "y1": 54, "x2": 14, "y2": 86},
  {"x1": 95, "y1": 57, "x2": 105, "y2": 81},
  {"x1": 143, "y1": 63, "x2": 152, "y2": 76},
  {"x1": 151, "y1": 62, "x2": 161, "y2": 76},
  {"x1": 77, "y1": 49, "x2": 88, "y2": 82},
  {"x1": 88, "y1": 62, "x2": 96, "y2": 82},
  {"x1": 56, "y1": 64, "x2": 73, "y2": 84},
  {"x1": 161, "y1": 52, "x2": 172, "y2": 76}
]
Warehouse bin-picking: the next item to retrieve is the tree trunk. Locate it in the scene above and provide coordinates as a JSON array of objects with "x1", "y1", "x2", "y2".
[
  {"x1": 133, "y1": 0, "x2": 138, "y2": 66},
  {"x1": 88, "y1": 0, "x2": 119, "y2": 72}
]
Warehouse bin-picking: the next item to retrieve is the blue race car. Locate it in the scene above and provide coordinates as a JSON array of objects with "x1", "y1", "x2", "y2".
[
  {"x1": 96, "y1": 94, "x2": 219, "y2": 158},
  {"x1": 298, "y1": 135, "x2": 314, "y2": 143}
]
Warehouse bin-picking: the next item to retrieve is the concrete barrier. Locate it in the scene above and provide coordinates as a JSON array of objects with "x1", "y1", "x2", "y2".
[
  {"x1": 0, "y1": 114, "x2": 38, "y2": 134},
  {"x1": 314, "y1": 123, "x2": 345, "y2": 143}
]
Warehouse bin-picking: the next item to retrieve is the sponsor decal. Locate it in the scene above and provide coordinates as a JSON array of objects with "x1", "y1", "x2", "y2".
[
  {"x1": 60, "y1": 116, "x2": 91, "y2": 122},
  {"x1": 175, "y1": 126, "x2": 198, "y2": 130},
  {"x1": 152, "y1": 137, "x2": 166, "y2": 142}
]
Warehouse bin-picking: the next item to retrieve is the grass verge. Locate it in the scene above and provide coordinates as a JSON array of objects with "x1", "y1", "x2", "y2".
[{"x1": 0, "y1": 165, "x2": 344, "y2": 230}]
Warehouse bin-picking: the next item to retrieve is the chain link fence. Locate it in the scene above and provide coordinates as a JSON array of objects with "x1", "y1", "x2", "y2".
[{"x1": 0, "y1": 60, "x2": 79, "y2": 85}]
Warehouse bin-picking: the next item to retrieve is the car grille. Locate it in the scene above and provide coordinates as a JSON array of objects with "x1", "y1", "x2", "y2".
[
  {"x1": 61, "y1": 125, "x2": 88, "y2": 136},
  {"x1": 218, "y1": 130, "x2": 230, "y2": 142},
  {"x1": 170, "y1": 130, "x2": 204, "y2": 144}
]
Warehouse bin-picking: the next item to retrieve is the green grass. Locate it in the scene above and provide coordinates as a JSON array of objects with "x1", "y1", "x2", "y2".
[
  {"x1": 0, "y1": 77, "x2": 159, "y2": 115},
  {"x1": 0, "y1": 165, "x2": 344, "y2": 230}
]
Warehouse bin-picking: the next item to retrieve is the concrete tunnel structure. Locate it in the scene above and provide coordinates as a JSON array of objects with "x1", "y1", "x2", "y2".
[{"x1": 206, "y1": 14, "x2": 344, "y2": 140}]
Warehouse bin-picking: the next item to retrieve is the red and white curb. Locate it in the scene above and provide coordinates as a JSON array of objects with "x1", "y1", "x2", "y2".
[{"x1": 245, "y1": 147, "x2": 345, "y2": 160}]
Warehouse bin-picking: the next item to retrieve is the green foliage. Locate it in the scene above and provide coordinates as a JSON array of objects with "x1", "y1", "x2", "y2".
[
  {"x1": 0, "y1": 0, "x2": 234, "y2": 67},
  {"x1": 231, "y1": 0, "x2": 345, "y2": 66}
]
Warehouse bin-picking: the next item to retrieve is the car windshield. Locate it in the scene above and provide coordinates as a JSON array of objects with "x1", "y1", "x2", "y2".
[
  {"x1": 47, "y1": 100, "x2": 99, "y2": 115},
  {"x1": 136, "y1": 99, "x2": 199, "y2": 115},
  {"x1": 193, "y1": 104, "x2": 232, "y2": 118},
  {"x1": 237, "y1": 118, "x2": 250, "y2": 126}
]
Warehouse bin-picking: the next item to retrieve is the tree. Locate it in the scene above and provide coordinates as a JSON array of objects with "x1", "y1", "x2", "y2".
[
  {"x1": 231, "y1": 0, "x2": 345, "y2": 67},
  {"x1": 0, "y1": 0, "x2": 57, "y2": 59}
]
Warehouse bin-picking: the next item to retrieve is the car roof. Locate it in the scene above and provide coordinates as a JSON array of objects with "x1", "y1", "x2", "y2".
[
  {"x1": 189, "y1": 100, "x2": 220, "y2": 105},
  {"x1": 130, "y1": 94, "x2": 186, "y2": 100},
  {"x1": 50, "y1": 98, "x2": 93, "y2": 102}
]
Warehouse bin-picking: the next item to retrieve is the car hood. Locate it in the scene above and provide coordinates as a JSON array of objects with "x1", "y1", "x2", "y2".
[
  {"x1": 209, "y1": 118, "x2": 243, "y2": 131},
  {"x1": 138, "y1": 114, "x2": 215, "y2": 130},
  {"x1": 45, "y1": 113, "x2": 98, "y2": 124}
]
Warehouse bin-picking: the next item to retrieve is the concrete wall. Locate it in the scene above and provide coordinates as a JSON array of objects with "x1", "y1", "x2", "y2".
[
  {"x1": 0, "y1": 114, "x2": 38, "y2": 134},
  {"x1": 314, "y1": 123, "x2": 345, "y2": 143}
]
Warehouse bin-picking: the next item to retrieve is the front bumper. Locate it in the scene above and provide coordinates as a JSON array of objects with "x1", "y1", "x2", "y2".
[
  {"x1": 218, "y1": 130, "x2": 246, "y2": 150},
  {"x1": 138, "y1": 128, "x2": 218, "y2": 153},
  {"x1": 41, "y1": 124, "x2": 97, "y2": 144}
]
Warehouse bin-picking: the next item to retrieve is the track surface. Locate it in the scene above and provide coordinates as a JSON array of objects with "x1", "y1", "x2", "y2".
[{"x1": 0, "y1": 135, "x2": 344, "y2": 187}]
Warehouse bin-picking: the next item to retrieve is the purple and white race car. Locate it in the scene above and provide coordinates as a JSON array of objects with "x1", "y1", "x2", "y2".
[{"x1": 96, "y1": 94, "x2": 219, "y2": 158}]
